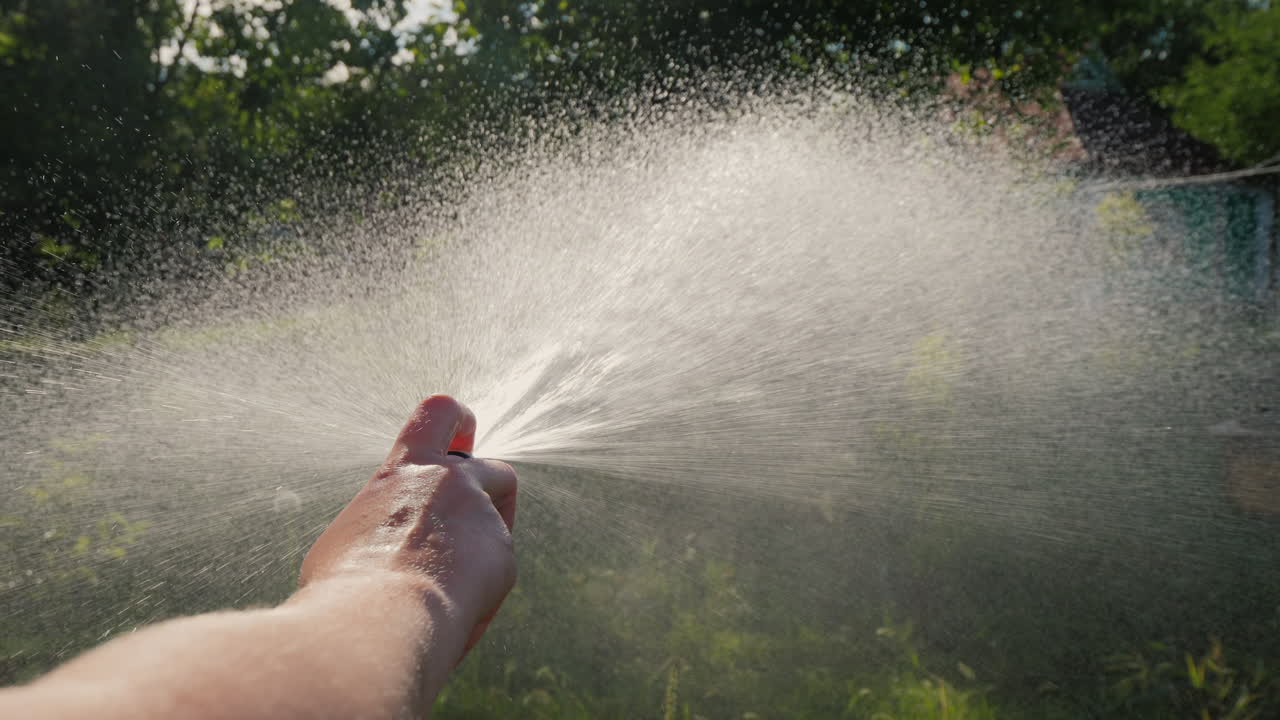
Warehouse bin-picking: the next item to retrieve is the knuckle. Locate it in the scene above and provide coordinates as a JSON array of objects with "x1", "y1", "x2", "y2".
[
  {"x1": 431, "y1": 463, "x2": 472, "y2": 490},
  {"x1": 478, "y1": 459, "x2": 517, "y2": 488}
]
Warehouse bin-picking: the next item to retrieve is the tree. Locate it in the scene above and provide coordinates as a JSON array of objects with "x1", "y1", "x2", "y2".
[
  {"x1": 0, "y1": 0, "x2": 481, "y2": 303},
  {"x1": 3, "y1": 0, "x2": 1280, "y2": 304},
  {"x1": 1157, "y1": 2, "x2": 1280, "y2": 166}
]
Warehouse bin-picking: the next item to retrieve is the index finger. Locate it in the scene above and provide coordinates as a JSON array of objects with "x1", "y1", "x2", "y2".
[{"x1": 474, "y1": 459, "x2": 518, "y2": 531}]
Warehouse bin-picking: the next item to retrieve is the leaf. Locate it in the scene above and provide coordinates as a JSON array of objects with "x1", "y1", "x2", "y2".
[
  {"x1": 1186, "y1": 652, "x2": 1206, "y2": 689},
  {"x1": 36, "y1": 236, "x2": 73, "y2": 261}
]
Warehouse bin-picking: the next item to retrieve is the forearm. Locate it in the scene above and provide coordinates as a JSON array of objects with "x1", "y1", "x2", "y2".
[{"x1": 4, "y1": 572, "x2": 470, "y2": 720}]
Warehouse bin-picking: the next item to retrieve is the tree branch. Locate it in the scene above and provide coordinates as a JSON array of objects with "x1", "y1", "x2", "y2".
[{"x1": 151, "y1": 0, "x2": 201, "y2": 97}]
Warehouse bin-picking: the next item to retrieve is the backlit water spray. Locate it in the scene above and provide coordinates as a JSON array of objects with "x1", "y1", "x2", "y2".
[{"x1": 2, "y1": 92, "x2": 1277, "y2": 689}]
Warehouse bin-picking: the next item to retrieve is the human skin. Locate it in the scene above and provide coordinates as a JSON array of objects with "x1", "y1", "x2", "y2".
[{"x1": 0, "y1": 394, "x2": 517, "y2": 720}]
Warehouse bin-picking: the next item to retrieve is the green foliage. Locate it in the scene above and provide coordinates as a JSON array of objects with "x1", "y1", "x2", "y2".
[
  {"x1": 1095, "y1": 191, "x2": 1156, "y2": 265},
  {"x1": 4, "y1": 442, "x2": 1280, "y2": 714},
  {"x1": 3, "y1": 435, "x2": 151, "y2": 584},
  {"x1": 0, "y1": 434, "x2": 152, "y2": 682},
  {"x1": 1107, "y1": 638, "x2": 1280, "y2": 719},
  {"x1": 4, "y1": 0, "x2": 1280, "y2": 307},
  {"x1": 1157, "y1": 2, "x2": 1280, "y2": 165},
  {"x1": 904, "y1": 333, "x2": 959, "y2": 410},
  {"x1": 847, "y1": 622, "x2": 999, "y2": 720}
]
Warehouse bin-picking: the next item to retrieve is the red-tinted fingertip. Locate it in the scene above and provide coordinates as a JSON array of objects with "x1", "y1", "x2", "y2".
[{"x1": 449, "y1": 410, "x2": 476, "y2": 455}]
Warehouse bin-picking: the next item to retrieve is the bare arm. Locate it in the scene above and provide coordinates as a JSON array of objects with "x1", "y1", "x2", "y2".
[
  {"x1": 7, "y1": 573, "x2": 465, "y2": 719},
  {"x1": 1, "y1": 395, "x2": 517, "y2": 720}
]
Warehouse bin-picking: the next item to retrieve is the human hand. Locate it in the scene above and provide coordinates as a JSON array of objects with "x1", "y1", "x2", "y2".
[
  {"x1": 299, "y1": 394, "x2": 517, "y2": 658},
  {"x1": 0, "y1": 395, "x2": 516, "y2": 720}
]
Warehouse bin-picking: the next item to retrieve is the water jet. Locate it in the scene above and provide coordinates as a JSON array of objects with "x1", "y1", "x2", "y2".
[{"x1": 2, "y1": 89, "x2": 1277, "y2": 714}]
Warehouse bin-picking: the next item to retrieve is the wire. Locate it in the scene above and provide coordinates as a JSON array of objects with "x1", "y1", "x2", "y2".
[{"x1": 1083, "y1": 162, "x2": 1280, "y2": 193}]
